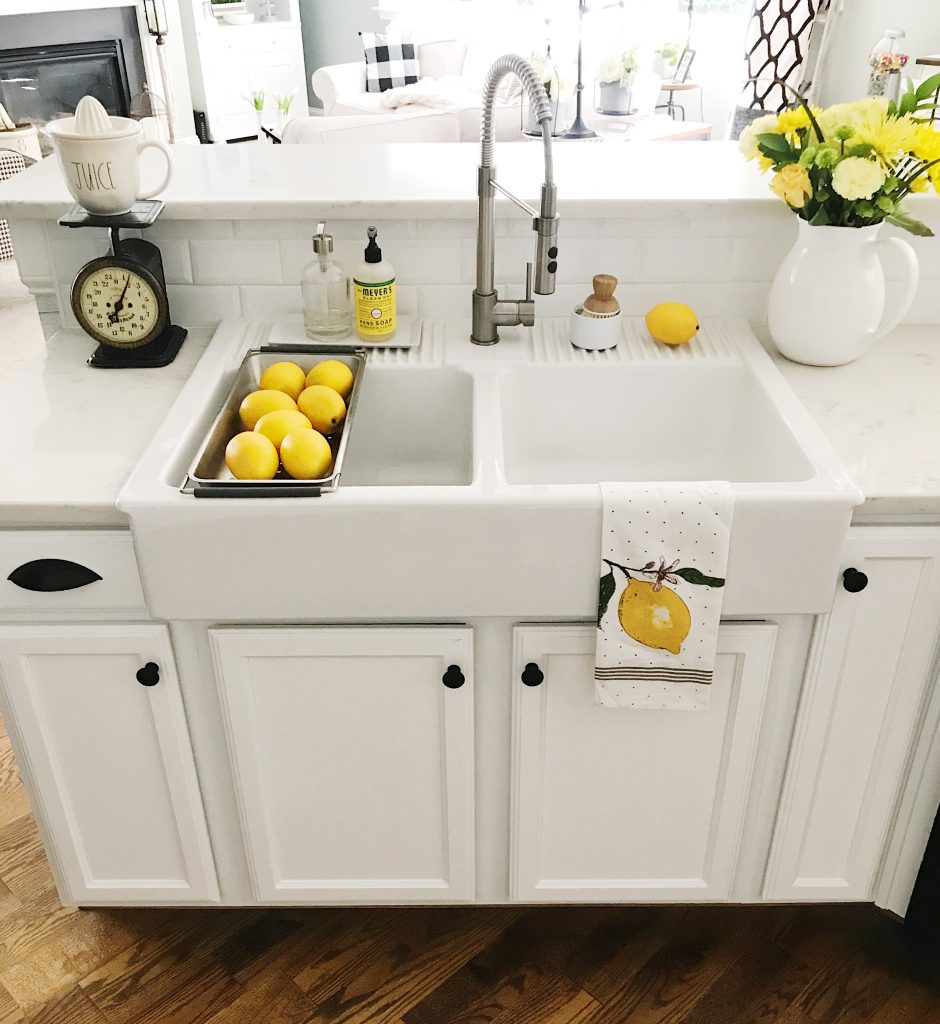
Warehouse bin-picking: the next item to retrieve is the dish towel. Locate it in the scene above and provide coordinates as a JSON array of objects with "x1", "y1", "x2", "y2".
[{"x1": 595, "y1": 482, "x2": 734, "y2": 713}]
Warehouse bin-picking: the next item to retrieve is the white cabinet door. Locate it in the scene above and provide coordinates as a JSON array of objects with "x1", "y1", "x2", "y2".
[
  {"x1": 210, "y1": 626, "x2": 475, "y2": 903},
  {"x1": 0, "y1": 625, "x2": 218, "y2": 904},
  {"x1": 511, "y1": 622, "x2": 777, "y2": 902},
  {"x1": 764, "y1": 530, "x2": 940, "y2": 902}
]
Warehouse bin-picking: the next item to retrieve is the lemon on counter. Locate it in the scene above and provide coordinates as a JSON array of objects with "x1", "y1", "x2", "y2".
[
  {"x1": 238, "y1": 389, "x2": 297, "y2": 430},
  {"x1": 645, "y1": 303, "x2": 700, "y2": 346},
  {"x1": 259, "y1": 361, "x2": 307, "y2": 401},
  {"x1": 305, "y1": 359, "x2": 354, "y2": 399},
  {"x1": 255, "y1": 409, "x2": 313, "y2": 451},
  {"x1": 224, "y1": 431, "x2": 279, "y2": 480},
  {"x1": 280, "y1": 429, "x2": 332, "y2": 480},
  {"x1": 297, "y1": 384, "x2": 347, "y2": 434},
  {"x1": 618, "y1": 579, "x2": 692, "y2": 655}
]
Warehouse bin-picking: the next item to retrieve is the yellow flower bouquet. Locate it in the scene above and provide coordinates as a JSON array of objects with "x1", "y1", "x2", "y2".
[{"x1": 740, "y1": 76, "x2": 940, "y2": 236}]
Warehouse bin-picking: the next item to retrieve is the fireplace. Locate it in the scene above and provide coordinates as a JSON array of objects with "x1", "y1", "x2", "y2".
[
  {"x1": 0, "y1": 41, "x2": 132, "y2": 123},
  {"x1": 0, "y1": 8, "x2": 145, "y2": 127}
]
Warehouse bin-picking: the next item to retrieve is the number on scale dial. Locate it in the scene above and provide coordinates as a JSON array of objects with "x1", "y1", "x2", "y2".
[{"x1": 76, "y1": 266, "x2": 160, "y2": 346}]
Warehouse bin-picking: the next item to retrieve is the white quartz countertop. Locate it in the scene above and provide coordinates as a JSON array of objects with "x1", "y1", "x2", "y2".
[
  {"x1": 1, "y1": 319, "x2": 939, "y2": 527},
  {"x1": 0, "y1": 141, "x2": 856, "y2": 221}
]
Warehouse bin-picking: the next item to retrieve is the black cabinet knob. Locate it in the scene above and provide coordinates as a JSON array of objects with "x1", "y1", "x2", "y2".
[
  {"x1": 136, "y1": 662, "x2": 160, "y2": 687},
  {"x1": 442, "y1": 665, "x2": 465, "y2": 689},
  {"x1": 521, "y1": 662, "x2": 544, "y2": 687},
  {"x1": 842, "y1": 568, "x2": 869, "y2": 593},
  {"x1": 7, "y1": 558, "x2": 101, "y2": 593}
]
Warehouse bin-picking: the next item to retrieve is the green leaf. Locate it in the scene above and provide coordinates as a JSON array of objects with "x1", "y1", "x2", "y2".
[
  {"x1": 757, "y1": 132, "x2": 792, "y2": 155},
  {"x1": 809, "y1": 205, "x2": 831, "y2": 226},
  {"x1": 674, "y1": 567, "x2": 725, "y2": 589},
  {"x1": 887, "y1": 211, "x2": 936, "y2": 237},
  {"x1": 915, "y1": 73, "x2": 940, "y2": 101},
  {"x1": 900, "y1": 90, "x2": 918, "y2": 116},
  {"x1": 597, "y1": 570, "x2": 616, "y2": 628}
]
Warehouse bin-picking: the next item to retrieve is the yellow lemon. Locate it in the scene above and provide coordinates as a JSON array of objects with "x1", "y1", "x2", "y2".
[
  {"x1": 224, "y1": 431, "x2": 279, "y2": 480},
  {"x1": 254, "y1": 409, "x2": 313, "y2": 451},
  {"x1": 280, "y1": 429, "x2": 332, "y2": 480},
  {"x1": 618, "y1": 580, "x2": 691, "y2": 656},
  {"x1": 305, "y1": 359, "x2": 354, "y2": 399},
  {"x1": 297, "y1": 384, "x2": 346, "y2": 434},
  {"x1": 238, "y1": 389, "x2": 297, "y2": 430},
  {"x1": 259, "y1": 361, "x2": 307, "y2": 401},
  {"x1": 645, "y1": 303, "x2": 700, "y2": 346}
]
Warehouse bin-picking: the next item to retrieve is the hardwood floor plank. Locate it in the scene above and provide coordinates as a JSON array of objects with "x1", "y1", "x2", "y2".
[
  {"x1": 296, "y1": 908, "x2": 518, "y2": 1024},
  {"x1": 22, "y1": 985, "x2": 108, "y2": 1024},
  {"x1": 203, "y1": 969, "x2": 320, "y2": 1024}
]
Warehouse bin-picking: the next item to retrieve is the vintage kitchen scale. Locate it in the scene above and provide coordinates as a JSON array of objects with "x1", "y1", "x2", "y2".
[{"x1": 60, "y1": 200, "x2": 187, "y2": 368}]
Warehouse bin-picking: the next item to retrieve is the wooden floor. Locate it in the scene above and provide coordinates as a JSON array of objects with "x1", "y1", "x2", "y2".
[{"x1": 0, "y1": 719, "x2": 937, "y2": 1024}]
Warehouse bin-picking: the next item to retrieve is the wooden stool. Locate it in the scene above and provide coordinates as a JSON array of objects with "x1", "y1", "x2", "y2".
[{"x1": 656, "y1": 81, "x2": 703, "y2": 122}]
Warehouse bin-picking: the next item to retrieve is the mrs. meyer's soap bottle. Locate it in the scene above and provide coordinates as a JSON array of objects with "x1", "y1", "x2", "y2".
[{"x1": 353, "y1": 225, "x2": 396, "y2": 342}]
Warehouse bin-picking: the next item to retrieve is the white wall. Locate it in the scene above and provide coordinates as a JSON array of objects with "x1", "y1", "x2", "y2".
[
  {"x1": 299, "y1": 0, "x2": 382, "y2": 106},
  {"x1": 820, "y1": 0, "x2": 940, "y2": 105}
]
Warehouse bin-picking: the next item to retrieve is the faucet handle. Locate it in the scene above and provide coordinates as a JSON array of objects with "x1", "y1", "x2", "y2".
[{"x1": 525, "y1": 262, "x2": 533, "y2": 302}]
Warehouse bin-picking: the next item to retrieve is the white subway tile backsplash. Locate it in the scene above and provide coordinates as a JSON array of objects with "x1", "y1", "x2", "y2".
[
  {"x1": 148, "y1": 220, "x2": 234, "y2": 240},
  {"x1": 384, "y1": 240, "x2": 461, "y2": 284},
  {"x1": 688, "y1": 208, "x2": 792, "y2": 238},
  {"x1": 639, "y1": 237, "x2": 734, "y2": 283},
  {"x1": 167, "y1": 285, "x2": 240, "y2": 326},
  {"x1": 156, "y1": 240, "x2": 193, "y2": 285},
  {"x1": 597, "y1": 216, "x2": 690, "y2": 239},
  {"x1": 416, "y1": 218, "x2": 476, "y2": 239},
  {"x1": 731, "y1": 236, "x2": 793, "y2": 282},
  {"x1": 190, "y1": 240, "x2": 281, "y2": 285},
  {"x1": 239, "y1": 285, "x2": 303, "y2": 319}
]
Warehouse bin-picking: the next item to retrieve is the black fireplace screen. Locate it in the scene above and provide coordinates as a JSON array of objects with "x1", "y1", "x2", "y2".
[{"x1": 0, "y1": 41, "x2": 131, "y2": 125}]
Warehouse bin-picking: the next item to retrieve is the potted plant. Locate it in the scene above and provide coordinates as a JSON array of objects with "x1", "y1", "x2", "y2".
[
  {"x1": 740, "y1": 78, "x2": 940, "y2": 365},
  {"x1": 595, "y1": 49, "x2": 638, "y2": 116},
  {"x1": 652, "y1": 41, "x2": 680, "y2": 79},
  {"x1": 525, "y1": 54, "x2": 574, "y2": 134}
]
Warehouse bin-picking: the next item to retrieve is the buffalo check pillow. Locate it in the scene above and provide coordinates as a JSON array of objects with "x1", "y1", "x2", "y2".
[{"x1": 360, "y1": 31, "x2": 420, "y2": 93}]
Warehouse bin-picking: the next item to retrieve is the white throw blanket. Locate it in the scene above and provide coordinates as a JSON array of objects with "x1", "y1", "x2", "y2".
[
  {"x1": 380, "y1": 75, "x2": 483, "y2": 111},
  {"x1": 595, "y1": 482, "x2": 733, "y2": 713}
]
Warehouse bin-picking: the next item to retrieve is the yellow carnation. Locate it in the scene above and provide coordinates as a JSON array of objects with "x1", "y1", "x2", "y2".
[
  {"x1": 770, "y1": 164, "x2": 813, "y2": 208},
  {"x1": 831, "y1": 156, "x2": 886, "y2": 200},
  {"x1": 738, "y1": 113, "x2": 780, "y2": 161}
]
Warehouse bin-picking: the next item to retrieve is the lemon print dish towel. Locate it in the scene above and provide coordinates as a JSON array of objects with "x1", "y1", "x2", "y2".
[{"x1": 595, "y1": 482, "x2": 733, "y2": 713}]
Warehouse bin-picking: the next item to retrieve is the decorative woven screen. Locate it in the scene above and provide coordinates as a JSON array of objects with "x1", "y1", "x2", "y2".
[
  {"x1": 743, "y1": 0, "x2": 832, "y2": 111},
  {"x1": 0, "y1": 149, "x2": 27, "y2": 261}
]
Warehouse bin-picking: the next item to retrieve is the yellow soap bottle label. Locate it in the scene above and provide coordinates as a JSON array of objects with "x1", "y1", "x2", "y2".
[{"x1": 354, "y1": 278, "x2": 396, "y2": 338}]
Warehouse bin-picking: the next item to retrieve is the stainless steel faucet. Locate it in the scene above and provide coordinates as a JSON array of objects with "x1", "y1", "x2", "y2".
[{"x1": 471, "y1": 55, "x2": 559, "y2": 345}]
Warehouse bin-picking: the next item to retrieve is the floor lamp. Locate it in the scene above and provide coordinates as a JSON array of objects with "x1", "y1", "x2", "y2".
[
  {"x1": 142, "y1": 0, "x2": 177, "y2": 143},
  {"x1": 561, "y1": 0, "x2": 626, "y2": 140}
]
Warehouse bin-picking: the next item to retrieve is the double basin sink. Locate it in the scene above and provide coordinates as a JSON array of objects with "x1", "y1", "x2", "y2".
[{"x1": 118, "y1": 318, "x2": 861, "y2": 621}]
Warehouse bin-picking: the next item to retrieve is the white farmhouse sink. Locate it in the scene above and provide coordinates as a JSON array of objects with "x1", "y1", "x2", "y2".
[
  {"x1": 499, "y1": 363, "x2": 814, "y2": 486},
  {"x1": 118, "y1": 319, "x2": 861, "y2": 621}
]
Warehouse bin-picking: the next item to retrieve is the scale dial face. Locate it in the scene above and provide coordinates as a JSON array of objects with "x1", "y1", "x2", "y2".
[{"x1": 71, "y1": 256, "x2": 168, "y2": 348}]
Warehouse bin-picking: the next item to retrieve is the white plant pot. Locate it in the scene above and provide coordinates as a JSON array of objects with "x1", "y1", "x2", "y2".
[
  {"x1": 597, "y1": 83, "x2": 633, "y2": 115},
  {"x1": 0, "y1": 123, "x2": 41, "y2": 162},
  {"x1": 768, "y1": 219, "x2": 919, "y2": 366}
]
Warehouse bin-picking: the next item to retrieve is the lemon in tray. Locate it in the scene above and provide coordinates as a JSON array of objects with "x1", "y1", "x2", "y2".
[
  {"x1": 224, "y1": 432, "x2": 280, "y2": 480},
  {"x1": 255, "y1": 409, "x2": 313, "y2": 451},
  {"x1": 259, "y1": 361, "x2": 308, "y2": 402},
  {"x1": 280, "y1": 429, "x2": 333, "y2": 480},
  {"x1": 238, "y1": 389, "x2": 298, "y2": 430},
  {"x1": 297, "y1": 385, "x2": 347, "y2": 434},
  {"x1": 305, "y1": 359, "x2": 354, "y2": 399}
]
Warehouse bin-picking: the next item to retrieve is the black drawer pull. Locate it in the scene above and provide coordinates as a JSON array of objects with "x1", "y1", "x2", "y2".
[
  {"x1": 136, "y1": 663, "x2": 160, "y2": 687},
  {"x1": 442, "y1": 665, "x2": 465, "y2": 689},
  {"x1": 521, "y1": 663, "x2": 544, "y2": 687},
  {"x1": 7, "y1": 558, "x2": 102, "y2": 593},
  {"x1": 842, "y1": 568, "x2": 869, "y2": 593}
]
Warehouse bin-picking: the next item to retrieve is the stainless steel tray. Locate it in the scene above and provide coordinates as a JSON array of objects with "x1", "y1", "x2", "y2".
[{"x1": 182, "y1": 344, "x2": 366, "y2": 498}]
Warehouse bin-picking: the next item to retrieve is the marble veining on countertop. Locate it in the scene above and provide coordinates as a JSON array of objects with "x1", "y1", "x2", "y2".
[{"x1": 772, "y1": 325, "x2": 940, "y2": 519}]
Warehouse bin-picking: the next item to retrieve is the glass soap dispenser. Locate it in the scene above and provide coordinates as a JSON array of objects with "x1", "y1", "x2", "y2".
[{"x1": 301, "y1": 222, "x2": 351, "y2": 339}]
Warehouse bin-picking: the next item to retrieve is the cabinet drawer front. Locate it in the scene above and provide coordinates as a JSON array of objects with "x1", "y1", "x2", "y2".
[
  {"x1": 0, "y1": 531, "x2": 145, "y2": 614},
  {"x1": 211, "y1": 626, "x2": 475, "y2": 903},
  {"x1": 0, "y1": 624, "x2": 218, "y2": 904},
  {"x1": 511, "y1": 623, "x2": 777, "y2": 902}
]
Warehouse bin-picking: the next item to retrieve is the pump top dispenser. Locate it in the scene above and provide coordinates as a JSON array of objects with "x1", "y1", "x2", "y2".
[
  {"x1": 301, "y1": 221, "x2": 351, "y2": 339},
  {"x1": 353, "y1": 225, "x2": 397, "y2": 342}
]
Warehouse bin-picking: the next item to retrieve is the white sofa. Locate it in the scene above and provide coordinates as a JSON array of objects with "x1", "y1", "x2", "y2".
[
  {"x1": 311, "y1": 39, "x2": 523, "y2": 143},
  {"x1": 281, "y1": 111, "x2": 461, "y2": 144}
]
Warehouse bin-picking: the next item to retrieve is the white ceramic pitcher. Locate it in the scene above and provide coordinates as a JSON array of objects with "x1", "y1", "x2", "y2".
[{"x1": 768, "y1": 220, "x2": 919, "y2": 367}]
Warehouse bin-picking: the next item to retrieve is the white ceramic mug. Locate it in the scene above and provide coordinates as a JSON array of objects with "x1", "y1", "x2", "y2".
[{"x1": 47, "y1": 115, "x2": 172, "y2": 216}]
